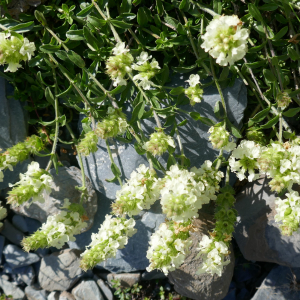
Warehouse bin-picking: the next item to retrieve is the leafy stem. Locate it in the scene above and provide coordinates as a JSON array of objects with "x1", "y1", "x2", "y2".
[{"x1": 106, "y1": 140, "x2": 123, "y2": 187}]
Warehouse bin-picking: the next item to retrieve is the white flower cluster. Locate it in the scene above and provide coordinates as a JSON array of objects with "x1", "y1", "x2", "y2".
[
  {"x1": 201, "y1": 15, "x2": 249, "y2": 66},
  {"x1": 0, "y1": 155, "x2": 17, "y2": 182},
  {"x1": 0, "y1": 33, "x2": 36, "y2": 72},
  {"x1": 132, "y1": 51, "x2": 161, "y2": 90},
  {"x1": 160, "y1": 163, "x2": 223, "y2": 222},
  {"x1": 22, "y1": 199, "x2": 88, "y2": 251},
  {"x1": 208, "y1": 124, "x2": 236, "y2": 151},
  {"x1": 0, "y1": 203, "x2": 7, "y2": 229},
  {"x1": 80, "y1": 215, "x2": 136, "y2": 271},
  {"x1": 197, "y1": 235, "x2": 230, "y2": 277},
  {"x1": 275, "y1": 191, "x2": 300, "y2": 236},
  {"x1": 112, "y1": 164, "x2": 160, "y2": 217},
  {"x1": 229, "y1": 140, "x2": 261, "y2": 182},
  {"x1": 185, "y1": 74, "x2": 204, "y2": 105},
  {"x1": 146, "y1": 222, "x2": 192, "y2": 275},
  {"x1": 7, "y1": 161, "x2": 53, "y2": 206}
]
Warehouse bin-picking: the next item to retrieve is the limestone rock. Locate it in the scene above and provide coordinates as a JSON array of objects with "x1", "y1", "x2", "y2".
[
  {"x1": 252, "y1": 265, "x2": 300, "y2": 300},
  {"x1": 0, "y1": 278, "x2": 25, "y2": 300},
  {"x1": 141, "y1": 270, "x2": 166, "y2": 281},
  {"x1": 39, "y1": 249, "x2": 83, "y2": 291},
  {"x1": 12, "y1": 214, "x2": 29, "y2": 233},
  {"x1": 48, "y1": 292, "x2": 60, "y2": 300},
  {"x1": 72, "y1": 280, "x2": 104, "y2": 300},
  {"x1": 107, "y1": 272, "x2": 141, "y2": 288},
  {"x1": 14, "y1": 265, "x2": 35, "y2": 286},
  {"x1": 1, "y1": 219, "x2": 25, "y2": 246},
  {"x1": 59, "y1": 291, "x2": 75, "y2": 300},
  {"x1": 234, "y1": 176, "x2": 300, "y2": 267},
  {"x1": 12, "y1": 166, "x2": 97, "y2": 231},
  {"x1": 70, "y1": 76, "x2": 247, "y2": 273},
  {"x1": 3, "y1": 244, "x2": 40, "y2": 269},
  {"x1": 168, "y1": 214, "x2": 235, "y2": 300},
  {"x1": 95, "y1": 276, "x2": 114, "y2": 300},
  {"x1": 25, "y1": 286, "x2": 48, "y2": 300},
  {"x1": 0, "y1": 77, "x2": 29, "y2": 189}
]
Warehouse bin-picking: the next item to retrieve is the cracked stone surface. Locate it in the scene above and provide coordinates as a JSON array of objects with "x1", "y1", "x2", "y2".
[{"x1": 69, "y1": 75, "x2": 247, "y2": 273}]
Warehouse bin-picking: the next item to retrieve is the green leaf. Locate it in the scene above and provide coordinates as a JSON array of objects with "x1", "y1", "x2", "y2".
[
  {"x1": 260, "y1": 115, "x2": 279, "y2": 129},
  {"x1": 248, "y1": 106, "x2": 270, "y2": 126},
  {"x1": 83, "y1": 26, "x2": 99, "y2": 50},
  {"x1": 167, "y1": 154, "x2": 176, "y2": 169},
  {"x1": 134, "y1": 143, "x2": 146, "y2": 155},
  {"x1": 214, "y1": 101, "x2": 226, "y2": 119},
  {"x1": 38, "y1": 115, "x2": 66, "y2": 126},
  {"x1": 10, "y1": 21, "x2": 34, "y2": 33},
  {"x1": 179, "y1": 0, "x2": 187, "y2": 10},
  {"x1": 170, "y1": 87, "x2": 185, "y2": 96},
  {"x1": 259, "y1": 3, "x2": 278, "y2": 11},
  {"x1": 109, "y1": 85, "x2": 127, "y2": 95},
  {"x1": 172, "y1": 64, "x2": 196, "y2": 73},
  {"x1": 87, "y1": 16, "x2": 107, "y2": 28},
  {"x1": 40, "y1": 44, "x2": 61, "y2": 53},
  {"x1": 67, "y1": 50, "x2": 85, "y2": 68},
  {"x1": 263, "y1": 69, "x2": 276, "y2": 82},
  {"x1": 137, "y1": 7, "x2": 148, "y2": 26},
  {"x1": 131, "y1": 101, "x2": 145, "y2": 123},
  {"x1": 213, "y1": 0, "x2": 222, "y2": 14},
  {"x1": 178, "y1": 119, "x2": 188, "y2": 126},
  {"x1": 110, "y1": 20, "x2": 132, "y2": 29},
  {"x1": 283, "y1": 107, "x2": 300, "y2": 117},
  {"x1": 219, "y1": 67, "x2": 229, "y2": 82},
  {"x1": 248, "y1": 3, "x2": 264, "y2": 23},
  {"x1": 156, "y1": 0, "x2": 164, "y2": 16},
  {"x1": 76, "y1": 4, "x2": 94, "y2": 18},
  {"x1": 160, "y1": 64, "x2": 169, "y2": 85},
  {"x1": 245, "y1": 61, "x2": 266, "y2": 69},
  {"x1": 189, "y1": 112, "x2": 215, "y2": 126},
  {"x1": 66, "y1": 29, "x2": 85, "y2": 40},
  {"x1": 45, "y1": 87, "x2": 55, "y2": 107},
  {"x1": 226, "y1": 119, "x2": 242, "y2": 138},
  {"x1": 120, "y1": 0, "x2": 132, "y2": 13},
  {"x1": 248, "y1": 41, "x2": 267, "y2": 53},
  {"x1": 272, "y1": 26, "x2": 288, "y2": 41},
  {"x1": 288, "y1": 48, "x2": 300, "y2": 61},
  {"x1": 34, "y1": 10, "x2": 47, "y2": 26},
  {"x1": 111, "y1": 162, "x2": 121, "y2": 177}
]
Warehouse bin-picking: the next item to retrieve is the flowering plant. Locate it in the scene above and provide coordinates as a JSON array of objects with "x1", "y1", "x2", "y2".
[{"x1": 1, "y1": 0, "x2": 300, "y2": 293}]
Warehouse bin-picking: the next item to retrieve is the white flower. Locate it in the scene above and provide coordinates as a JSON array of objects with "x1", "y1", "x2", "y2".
[
  {"x1": 112, "y1": 165, "x2": 160, "y2": 217},
  {"x1": 136, "y1": 51, "x2": 152, "y2": 65},
  {"x1": 201, "y1": 15, "x2": 249, "y2": 66},
  {"x1": 113, "y1": 75, "x2": 127, "y2": 87},
  {"x1": 186, "y1": 74, "x2": 200, "y2": 87},
  {"x1": 146, "y1": 222, "x2": 192, "y2": 275},
  {"x1": 112, "y1": 42, "x2": 129, "y2": 56},
  {"x1": 5, "y1": 62, "x2": 22, "y2": 72},
  {"x1": 19, "y1": 38, "x2": 36, "y2": 60},
  {"x1": 80, "y1": 215, "x2": 136, "y2": 270},
  {"x1": 150, "y1": 59, "x2": 161, "y2": 69},
  {"x1": 133, "y1": 74, "x2": 154, "y2": 90}
]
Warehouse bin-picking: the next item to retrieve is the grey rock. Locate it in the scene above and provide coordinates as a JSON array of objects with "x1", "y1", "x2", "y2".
[
  {"x1": 3, "y1": 244, "x2": 40, "y2": 269},
  {"x1": 59, "y1": 291, "x2": 75, "y2": 300},
  {"x1": 0, "y1": 274, "x2": 9, "y2": 281},
  {"x1": 141, "y1": 269, "x2": 166, "y2": 281},
  {"x1": 107, "y1": 273, "x2": 140, "y2": 288},
  {"x1": 72, "y1": 280, "x2": 104, "y2": 300},
  {"x1": 168, "y1": 213, "x2": 235, "y2": 300},
  {"x1": 71, "y1": 77, "x2": 247, "y2": 273},
  {"x1": 234, "y1": 176, "x2": 300, "y2": 266},
  {"x1": 38, "y1": 249, "x2": 83, "y2": 291},
  {"x1": 25, "y1": 286, "x2": 47, "y2": 300},
  {"x1": 24, "y1": 216, "x2": 41, "y2": 234},
  {"x1": 12, "y1": 214, "x2": 29, "y2": 233},
  {"x1": 48, "y1": 292, "x2": 60, "y2": 300},
  {"x1": 35, "y1": 248, "x2": 51, "y2": 257},
  {"x1": 12, "y1": 166, "x2": 97, "y2": 232},
  {"x1": 0, "y1": 235, "x2": 5, "y2": 264},
  {"x1": 14, "y1": 265, "x2": 35, "y2": 286},
  {"x1": 0, "y1": 278, "x2": 25, "y2": 300},
  {"x1": 1, "y1": 220, "x2": 25, "y2": 246},
  {"x1": 95, "y1": 276, "x2": 114, "y2": 300},
  {"x1": 0, "y1": 77, "x2": 29, "y2": 189},
  {"x1": 252, "y1": 265, "x2": 300, "y2": 300}
]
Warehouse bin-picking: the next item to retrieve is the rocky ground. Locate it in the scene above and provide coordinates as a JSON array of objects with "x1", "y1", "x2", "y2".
[{"x1": 1, "y1": 75, "x2": 300, "y2": 300}]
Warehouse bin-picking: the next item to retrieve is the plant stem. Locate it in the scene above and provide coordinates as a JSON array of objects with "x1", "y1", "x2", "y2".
[
  {"x1": 106, "y1": 140, "x2": 123, "y2": 186},
  {"x1": 278, "y1": 109, "x2": 283, "y2": 143},
  {"x1": 77, "y1": 152, "x2": 87, "y2": 204},
  {"x1": 189, "y1": 0, "x2": 219, "y2": 17},
  {"x1": 127, "y1": 73, "x2": 162, "y2": 128},
  {"x1": 46, "y1": 70, "x2": 60, "y2": 172},
  {"x1": 210, "y1": 56, "x2": 227, "y2": 114},
  {"x1": 175, "y1": 127, "x2": 184, "y2": 166},
  {"x1": 225, "y1": 164, "x2": 230, "y2": 185}
]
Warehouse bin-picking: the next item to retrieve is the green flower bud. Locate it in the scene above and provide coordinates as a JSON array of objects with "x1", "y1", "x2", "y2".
[
  {"x1": 77, "y1": 131, "x2": 98, "y2": 156},
  {"x1": 208, "y1": 123, "x2": 235, "y2": 151},
  {"x1": 276, "y1": 91, "x2": 291, "y2": 109},
  {"x1": 95, "y1": 108, "x2": 128, "y2": 139},
  {"x1": 246, "y1": 128, "x2": 268, "y2": 145},
  {"x1": 143, "y1": 129, "x2": 175, "y2": 156}
]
